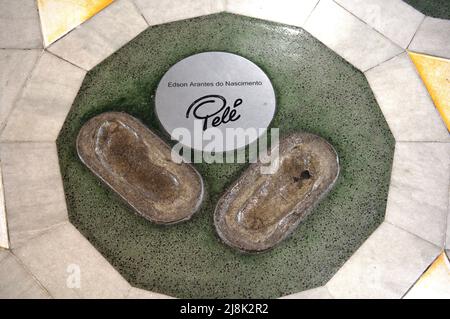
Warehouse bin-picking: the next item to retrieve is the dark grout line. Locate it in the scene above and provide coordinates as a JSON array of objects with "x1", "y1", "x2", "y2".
[
  {"x1": 45, "y1": 49, "x2": 88, "y2": 72},
  {"x1": 385, "y1": 220, "x2": 443, "y2": 249},
  {"x1": 363, "y1": 51, "x2": 405, "y2": 73},
  {"x1": 331, "y1": 0, "x2": 404, "y2": 50},
  {"x1": 9, "y1": 250, "x2": 56, "y2": 299},
  {"x1": 34, "y1": 0, "x2": 46, "y2": 49},
  {"x1": 0, "y1": 50, "x2": 45, "y2": 137},
  {"x1": 400, "y1": 250, "x2": 442, "y2": 299},
  {"x1": 406, "y1": 14, "x2": 426, "y2": 50},
  {"x1": 0, "y1": 47, "x2": 43, "y2": 51},
  {"x1": 303, "y1": 0, "x2": 321, "y2": 26},
  {"x1": 129, "y1": 0, "x2": 151, "y2": 27}
]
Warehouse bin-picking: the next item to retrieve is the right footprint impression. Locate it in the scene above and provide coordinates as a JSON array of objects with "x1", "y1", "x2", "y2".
[{"x1": 214, "y1": 133, "x2": 340, "y2": 253}]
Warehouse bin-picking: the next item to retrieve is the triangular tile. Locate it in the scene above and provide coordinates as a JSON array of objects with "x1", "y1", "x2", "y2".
[
  {"x1": 37, "y1": 0, "x2": 114, "y2": 46},
  {"x1": 404, "y1": 251, "x2": 450, "y2": 299},
  {"x1": 409, "y1": 51, "x2": 450, "y2": 131}
]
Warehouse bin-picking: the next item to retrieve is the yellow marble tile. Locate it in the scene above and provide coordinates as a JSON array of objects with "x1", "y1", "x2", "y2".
[
  {"x1": 404, "y1": 251, "x2": 450, "y2": 299},
  {"x1": 409, "y1": 51, "x2": 450, "y2": 131},
  {"x1": 37, "y1": 0, "x2": 114, "y2": 46}
]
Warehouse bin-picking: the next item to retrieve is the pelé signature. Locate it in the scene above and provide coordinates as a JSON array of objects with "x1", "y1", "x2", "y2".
[{"x1": 186, "y1": 95, "x2": 242, "y2": 131}]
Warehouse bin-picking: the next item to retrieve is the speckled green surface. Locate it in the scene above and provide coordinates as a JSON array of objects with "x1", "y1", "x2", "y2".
[
  {"x1": 57, "y1": 13, "x2": 395, "y2": 298},
  {"x1": 404, "y1": 0, "x2": 450, "y2": 19}
]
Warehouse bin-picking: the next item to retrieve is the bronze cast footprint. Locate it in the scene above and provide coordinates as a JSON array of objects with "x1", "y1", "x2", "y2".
[
  {"x1": 214, "y1": 133, "x2": 339, "y2": 252},
  {"x1": 77, "y1": 112, "x2": 204, "y2": 224}
]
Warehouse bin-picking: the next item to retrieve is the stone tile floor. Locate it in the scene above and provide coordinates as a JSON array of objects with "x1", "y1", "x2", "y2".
[
  {"x1": 56, "y1": 12, "x2": 395, "y2": 298},
  {"x1": 404, "y1": 251, "x2": 450, "y2": 299},
  {"x1": 0, "y1": 0, "x2": 449, "y2": 298},
  {"x1": 37, "y1": 0, "x2": 114, "y2": 46}
]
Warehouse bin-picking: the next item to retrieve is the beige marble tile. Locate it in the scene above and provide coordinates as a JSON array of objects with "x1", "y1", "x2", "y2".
[
  {"x1": 304, "y1": 0, "x2": 402, "y2": 72},
  {"x1": 280, "y1": 286, "x2": 333, "y2": 299},
  {"x1": 0, "y1": 49, "x2": 41, "y2": 131},
  {"x1": 404, "y1": 252, "x2": 450, "y2": 299},
  {"x1": 0, "y1": 247, "x2": 8, "y2": 263},
  {"x1": 226, "y1": 0, "x2": 318, "y2": 27},
  {"x1": 0, "y1": 143, "x2": 68, "y2": 248},
  {"x1": 327, "y1": 222, "x2": 440, "y2": 298},
  {"x1": 126, "y1": 287, "x2": 174, "y2": 299},
  {"x1": 385, "y1": 142, "x2": 450, "y2": 247},
  {"x1": 409, "y1": 17, "x2": 450, "y2": 59},
  {"x1": 14, "y1": 223, "x2": 130, "y2": 298},
  {"x1": 365, "y1": 53, "x2": 450, "y2": 142},
  {"x1": 134, "y1": 0, "x2": 225, "y2": 26},
  {"x1": 446, "y1": 191, "x2": 450, "y2": 250},
  {"x1": 0, "y1": 164, "x2": 8, "y2": 249},
  {"x1": 334, "y1": 0, "x2": 424, "y2": 49},
  {"x1": 0, "y1": 52, "x2": 86, "y2": 142},
  {"x1": 0, "y1": 250, "x2": 51, "y2": 298},
  {"x1": 37, "y1": 0, "x2": 115, "y2": 46},
  {"x1": 48, "y1": 0, "x2": 148, "y2": 71},
  {"x1": 0, "y1": 0, "x2": 43, "y2": 48}
]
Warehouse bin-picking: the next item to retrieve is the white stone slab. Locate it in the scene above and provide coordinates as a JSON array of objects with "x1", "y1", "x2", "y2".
[
  {"x1": 127, "y1": 287, "x2": 174, "y2": 299},
  {"x1": 0, "y1": 143, "x2": 68, "y2": 248},
  {"x1": 365, "y1": 52, "x2": 450, "y2": 142},
  {"x1": 280, "y1": 286, "x2": 333, "y2": 299},
  {"x1": 404, "y1": 253, "x2": 450, "y2": 299},
  {"x1": 386, "y1": 142, "x2": 450, "y2": 247},
  {"x1": 0, "y1": 49, "x2": 41, "y2": 130},
  {"x1": 0, "y1": 164, "x2": 8, "y2": 249},
  {"x1": 447, "y1": 191, "x2": 450, "y2": 250},
  {"x1": 0, "y1": 52, "x2": 86, "y2": 142},
  {"x1": 14, "y1": 222, "x2": 130, "y2": 298},
  {"x1": 0, "y1": 247, "x2": 8, "y2": 263},
  {"x1": 226, "y1": 0, "x2": 318, "y2": 27},
  {"x1": 326, "y1": 222, "x2": 440, "y2": 298},
  {"x1": 0, "y1": 0, "x2": 43, "y2": 48},
  {"x1": 0, "y1": 250, "x2": 50, "y2": 298},
  {"x1": 409, "y1": 17, "x2": 450, "y2": 59},
  {"x1": 335, "y1": 0, "x2": 424, "y2": 48},
  {"x1": 304, "y1": 0, "x2": 402, "y2": 72},
  {"x1": 134, "y1": 0, "x2": 225, "y2": 26},
  {"x1": 48, "y1": 0, "x2": 148, "y2": 71}
]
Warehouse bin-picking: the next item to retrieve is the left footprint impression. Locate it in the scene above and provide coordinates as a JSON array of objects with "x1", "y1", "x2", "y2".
[{"x1": 77, "y1": 112, "x2": 204, "y2": 224}]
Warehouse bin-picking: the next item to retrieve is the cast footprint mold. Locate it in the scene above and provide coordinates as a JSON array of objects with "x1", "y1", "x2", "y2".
[
  {"x1": 214, "y1": 133, "x2": 340, "y2": 253},
  {"x1": 78, "y1": 113, "x2": 339, "y2": 252},
  {"x1": 77, "y1": 112, "x2": 204, "y2": 224}
]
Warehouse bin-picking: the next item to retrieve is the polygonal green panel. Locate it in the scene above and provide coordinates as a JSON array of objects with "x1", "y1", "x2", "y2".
[{"x1": 57, "y1": 13, "x2": 395, "y2": 298}]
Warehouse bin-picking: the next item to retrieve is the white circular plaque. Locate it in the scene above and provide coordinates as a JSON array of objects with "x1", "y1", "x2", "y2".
[{"x1": 155, "y1": 52, "x2": 276, "y2": 152}]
